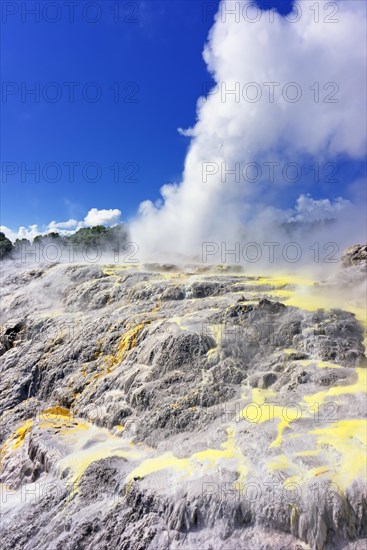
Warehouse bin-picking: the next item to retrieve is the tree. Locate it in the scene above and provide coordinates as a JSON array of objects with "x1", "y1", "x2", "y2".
[
  {"x1": 69, "y1": 226, "x2": 109, "y2": 249},
  {"x1": 33, "y1": 232, "x2": 61, "y2": 243},
  {"x1": 0, "y1": 232, "x2": 14, "y2": 259},
  {"x1": 14, "y1": 238, "x2": 31, "y2": 247}
]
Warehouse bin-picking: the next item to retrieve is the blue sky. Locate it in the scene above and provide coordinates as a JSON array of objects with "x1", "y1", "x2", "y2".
[{"x1": 1, "y1": 0, "x2": 366, "y2": 236}]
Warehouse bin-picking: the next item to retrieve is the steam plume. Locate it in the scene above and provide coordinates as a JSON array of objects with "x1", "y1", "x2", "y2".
[{"x1": 131, "y1": 0, "x2": 366, "y2": 262}]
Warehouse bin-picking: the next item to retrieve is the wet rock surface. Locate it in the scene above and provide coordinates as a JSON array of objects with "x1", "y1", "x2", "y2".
[{"x1": 0, "y1": 261, "x2": 366, "y2": 549}]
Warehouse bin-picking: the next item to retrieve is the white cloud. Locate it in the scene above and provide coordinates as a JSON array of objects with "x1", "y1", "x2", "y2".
[
  {"x1": 1, "y1": 208, "x2": 122, "y2": 242},
  {"x1": 48, "y1": 219, "x2": 79, "y2": 230},
  {"x1": 1, "y1": 225, "x2": 40, "y2": 242},
  {"x1": 83, "y1": 208, "x2": 121, "y2": 227},
  {"x1": 290, "y1": 194, "x2": 352, "y2": 222},
  {"x1": 0, "y1": 226, "x2": 17, "y2": 241},
  {"x1": 131, "y1": 0, "x2": 367, "y2": 258}
]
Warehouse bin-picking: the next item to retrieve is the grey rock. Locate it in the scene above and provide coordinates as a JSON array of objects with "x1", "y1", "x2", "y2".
[
  {"x1": 341, "y1": 244, "x2": 367, "y2": 267},
  {"x1": 0, "y1": 259, "x2": 366, "y2": 550}
]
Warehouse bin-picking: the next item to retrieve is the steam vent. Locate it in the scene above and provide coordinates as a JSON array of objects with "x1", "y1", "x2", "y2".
[{"x1": 0, "y1": 247, "x2": 366, "y2": 550}]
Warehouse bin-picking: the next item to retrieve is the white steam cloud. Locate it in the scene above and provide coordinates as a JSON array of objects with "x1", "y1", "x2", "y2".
[{"x1": 131, "y1": 0, "x2": 367, "y2": 260}]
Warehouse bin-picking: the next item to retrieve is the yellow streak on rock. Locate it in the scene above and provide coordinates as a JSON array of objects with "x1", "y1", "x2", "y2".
[
  {"x1": 286, "y1": 419, "x2": 367, "y2": 491},
  {"x1": 239, "y1": 273, "x2": 366, "y2": 331},
  {"x1": 34, "y1": 410, "x2": 146, "y2": 495},
  {"x1": 250, "y1": 387, "x2": 276, "y2": 405},
  {"x1": 303, "y1": 368, "x2": 367, "y2": 406},
  {"x1": 296, "y1": 360, "x2": 343, "y2": 369},
  {"x1": 72, "y1": 323, "x2": 149, "y2": 406},
  {"x1": 102, "y1": 266, "x2": 117, "y2": 276},
  {"x1": 310, "y1": 419, "x2": 367, "y2": 489},
  {"x1": 41, "y1": 406, "x2": 71, "y2": 418},
  {"x1": 11, "y1": 419, "x2": 33, "y2": 449},
  {"x1": 267, "y1": 454, "x2": 290, "y2": 471},
  {"x1": 242, "y1": 388, "x2": 301, "y2": 448},
  {"x1": 61, "y1": 440, "x2": 143, "y2": 491},
  {"x1": 240, "y1": 275, "x2": 313, "y2": 288},
  {"x1": 104, "y1": 323, "x2": 147, "y2": 373},
  {"x1": 126, "y1": 452, "x2": 193, "y2": 485},
  {"x1": 126, "y1": 426, "x2": 248, "y2": 487},
  {"x1": 38, "y1": 407, "x2": 89, "y2": 433},
  {"x1": 250, "y1": 363, "x2": 366, "y2": 488},
  {"x1": 0, "y1": 419, "x2": 33, "y2": 464},
  {"x1": 169, "y1": 316, "x2": 191, "y2": 331}
]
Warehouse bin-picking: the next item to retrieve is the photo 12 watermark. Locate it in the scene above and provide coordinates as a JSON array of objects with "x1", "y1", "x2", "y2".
[
  {"x1": 201, "y1": 479, "x2": 342, "y2": 506},
  {"x1": 8, "y1": 240, "x2": 140, "y2": 265},
  {"x1": 201, "y1": 160, "x2": 338, "y2": 184},
  {"x1": 1, "y1": 81, "x2": 140, "y2": 104},
  {"x1": 1, "y1": 161, "x2": 139, "y2": 184},
  {"x1": 201, "y1": 241, "x2": 340, "y2": 264},
  {"x1": 1, "y1": 1, "x2": 140, "y2": 24},
  {"x1": 202, "y1": 2, "x2": 341, "y2": 24},
  {"x1": 201, "y1": 81, "x2": 340, "y2": 104}
]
